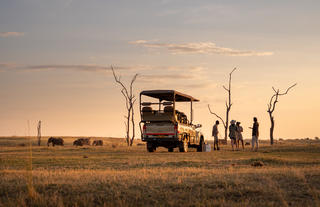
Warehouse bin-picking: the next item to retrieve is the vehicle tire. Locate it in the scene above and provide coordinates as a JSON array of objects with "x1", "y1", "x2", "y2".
[
  {"x1": 168, "y1": 148, "x2": 174, "y2": 152},
  {"x1": 179, "y1": 139, "x2": 188, "y2": 152},
  {"x1": 147, "y1": 142, "x2": 154, "y2": 152},
  {"x1": 197, "y1": 137, "x2": 204, "y2": 152}
]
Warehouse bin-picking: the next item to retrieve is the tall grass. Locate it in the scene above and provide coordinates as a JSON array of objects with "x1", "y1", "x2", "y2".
[
  {"x1": 26, "y1": 122, "x2": 37, "y2": 202},
  {"x1": 0, "y1": 137, "x2": 319, "y2": 207}
]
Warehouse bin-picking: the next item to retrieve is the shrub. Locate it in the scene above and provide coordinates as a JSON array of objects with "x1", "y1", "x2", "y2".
[{"x1": 251, "y1": 161, "x2": 264, "y2": 167}]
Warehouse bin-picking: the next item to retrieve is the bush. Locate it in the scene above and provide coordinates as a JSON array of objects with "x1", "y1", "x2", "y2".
[{"x1": 251, "y1": 161, "x2": 264, "y2": 167}]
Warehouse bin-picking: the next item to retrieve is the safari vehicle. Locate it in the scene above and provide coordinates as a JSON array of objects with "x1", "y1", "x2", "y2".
[{"x1": 139, "y1": 90, "x2": 205, "y2": 152}]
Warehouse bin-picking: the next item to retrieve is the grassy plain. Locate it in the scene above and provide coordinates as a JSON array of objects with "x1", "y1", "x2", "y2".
[{"x1": 0, "y1": 137, "x2": 320, "y2": 207}]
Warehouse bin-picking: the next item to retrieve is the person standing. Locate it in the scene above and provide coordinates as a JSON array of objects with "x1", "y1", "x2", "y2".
[
  {"x1": 250, "y1": 117, "x2": 259, "y2": 151},
  {"x1": 229, "y1": 120, "x2": 237, "y2": 151},
  {"x1": 235, "y1": 122, "x2": 239, "y2": 150},
  {"x1": 236, "y1": 122, "x2": 244, "y2": 150},
  {"x1": 212, "y1": 120, "x2": 220, "y2": 150}
]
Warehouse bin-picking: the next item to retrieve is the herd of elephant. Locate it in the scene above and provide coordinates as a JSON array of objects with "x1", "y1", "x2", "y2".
[{"x1": 47, "y1": 137, "x2": 103, "y2": 147}]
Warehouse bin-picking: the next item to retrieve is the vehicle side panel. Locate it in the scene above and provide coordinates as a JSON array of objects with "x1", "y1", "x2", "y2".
[{"x1": 142, "y1": 122, "x2": 201, "y2": 145}]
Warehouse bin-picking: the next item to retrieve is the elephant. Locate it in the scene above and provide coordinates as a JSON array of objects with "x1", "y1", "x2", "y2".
[
  {"x1": 47, "y1": 137, "x2": 64, "y2": 146},
  {"x1": 73, "y1": 138, "x2": 91, "y2": 146},
  {"x1": 92, "y1": 140, "x2": 103, "y2": 146}
]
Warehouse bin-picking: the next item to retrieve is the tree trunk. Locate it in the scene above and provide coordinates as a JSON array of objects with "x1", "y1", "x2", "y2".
[
  {"x1": 130, "y1": 105, "x2": 135, "y2": 146},
  {"x1": 225, "y1": 109, "x2": 229, "y2": 141},
  {"x1": 126, "y1": 110, "x2": 131, "y2": 146},
  {"x1": 37, "y1": 121, "x2": 41, "y2": 146},
  {"x1": 224, "y1": 128, "x2": 228, "y2": 141},
  {"x1": 269, "y1": 113, "x2": 274, "y2": 145}
]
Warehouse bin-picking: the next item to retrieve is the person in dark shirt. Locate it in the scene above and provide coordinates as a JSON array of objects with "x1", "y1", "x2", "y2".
[
  {"x1": 229, "y1": 120, "x2": 237, "y2": 151},
  {"x1": 249, "y1": 117, "x2": 259, "y2": 151},
  {"x1": 212, "y1": 120, "x2": 220, "y2": 150}
]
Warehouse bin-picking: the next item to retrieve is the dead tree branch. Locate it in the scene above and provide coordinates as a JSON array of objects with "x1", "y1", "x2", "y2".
[
  {"x1": 111, "y1": 66, "x2": 138, "y2": 146},
  {"x1": 208, "y1": 67, "x2": 237, "y2": 141},
  {"x1": 208, "y1": 105, "x2": 226, "y2": 128},
  {"x1": 267, "y1": 83, "x2": 297, "y2": 145}
]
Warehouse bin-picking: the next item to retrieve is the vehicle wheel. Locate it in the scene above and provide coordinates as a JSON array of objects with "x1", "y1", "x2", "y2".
[
  {"x1": 179, "y1": 139, "x2": 188, "y2": 152},
  {"x1": 197, "y1": 137, "x2": 204, "y2": 152},
  {"x1": 147, "y1": 142, "x2": 154, "y2": 152},
  {"x1": 168, "y1": 148, "x2": 174, "y2": 152}
]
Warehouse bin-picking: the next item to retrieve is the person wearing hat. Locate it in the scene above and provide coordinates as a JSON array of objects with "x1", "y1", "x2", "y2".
[
  {"x1": 236, "y1": 122, "x2": 244, "y2": 150},
  {"x1": 229, "y1": 120, "x2": 237, "y2": 151}
]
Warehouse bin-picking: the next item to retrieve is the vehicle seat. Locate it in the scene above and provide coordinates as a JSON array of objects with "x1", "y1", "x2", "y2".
[
  {"x1": 162, "y1": 106, "x2": 174, "y2": 121},
  {"x1": 164, "y1": 106, "x2": 174, "y2": 112},
  {"x1": 142, "y1": 107, "x2": 153, "y2": 119},
  {"x1": 142, "y1": 106, "x2": 152, "y2": 112}
]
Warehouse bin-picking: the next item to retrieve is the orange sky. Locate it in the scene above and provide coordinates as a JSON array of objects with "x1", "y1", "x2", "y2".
[{"x1": 0, "y1": 0, "x2": 319, "y2": 140}]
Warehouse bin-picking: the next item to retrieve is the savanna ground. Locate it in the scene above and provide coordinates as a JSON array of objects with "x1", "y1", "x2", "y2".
[{"x1": 0, "y1": 136, "x2": 319, "y2": 207}]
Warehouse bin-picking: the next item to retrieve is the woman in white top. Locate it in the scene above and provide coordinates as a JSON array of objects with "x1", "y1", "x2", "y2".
[{"x1": 236, "y1": 122, "x2": 244, "y2": 150}]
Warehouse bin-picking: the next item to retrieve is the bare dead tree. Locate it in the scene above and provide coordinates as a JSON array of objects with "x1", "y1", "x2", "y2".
[
  {"x1": 37, "y1": 120, "x2": 41, "y2": 146},
  {"x1": 111, "y1": 66, "x2": 138, "y2": 146},
  {"x1": 267, "y1": 83, "x2": 297, "y2": 145},
  {"x1": 208, "y1": 68, "x2": 237, "y2": 141}
]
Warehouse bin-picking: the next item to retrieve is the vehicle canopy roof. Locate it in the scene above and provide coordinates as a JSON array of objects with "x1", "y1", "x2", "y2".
[{"x1": 140, "y1": 90, "x2": 199, "y2": 102}]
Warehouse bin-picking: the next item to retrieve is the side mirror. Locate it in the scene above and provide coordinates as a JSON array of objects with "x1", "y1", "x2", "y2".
[{"x1": 195, "y1": 124, "x2": 202, "y2": 128}]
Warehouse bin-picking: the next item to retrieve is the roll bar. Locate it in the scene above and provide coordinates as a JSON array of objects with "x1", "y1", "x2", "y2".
[{"x1": 139, "y1": 90, "x2": 199, "y2": 124}]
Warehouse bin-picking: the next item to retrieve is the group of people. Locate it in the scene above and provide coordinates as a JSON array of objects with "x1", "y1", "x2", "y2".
[{"x1": 212, "y1": 117, "x2": 259, "y2": 151}]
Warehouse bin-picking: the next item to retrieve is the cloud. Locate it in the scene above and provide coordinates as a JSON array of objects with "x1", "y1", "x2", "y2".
[
  {"x1": 25, "y1": 64, "x2": 155, "y2": 73},
  {"x1": 130, "y1": 40, "x2": 273, "y2": 56},
  {"x1": 0, "y1": 61, "x2": 214, "y2": 88},
  {"x1": 24, "y1": 64, "x2": 109, "y2": 72},
  {"x1": 0, "y1": 63, "x2": 18, "y2": 72},
  {"x1": 0, "y1": 63, "x2": 17, "y2": 68},
  {"x1": 0, "y1": 63, "x2": 149, "y2": 73},
  {"x1": 1, "y1": 61, "x2": 215, "y2": 90},
  {"x1": 0, "y1": 32, "x2": 24, "y2": 37}
]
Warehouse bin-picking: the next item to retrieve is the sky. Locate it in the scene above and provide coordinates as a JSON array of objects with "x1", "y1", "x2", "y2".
[{"x1": 0, "y1": 0, "x2": 319, "y2": 140}]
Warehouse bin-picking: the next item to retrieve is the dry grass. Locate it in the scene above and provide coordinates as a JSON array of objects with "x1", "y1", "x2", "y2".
[{"x1": 0, "y1": 137, "x2": 320, "y2": 207}]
